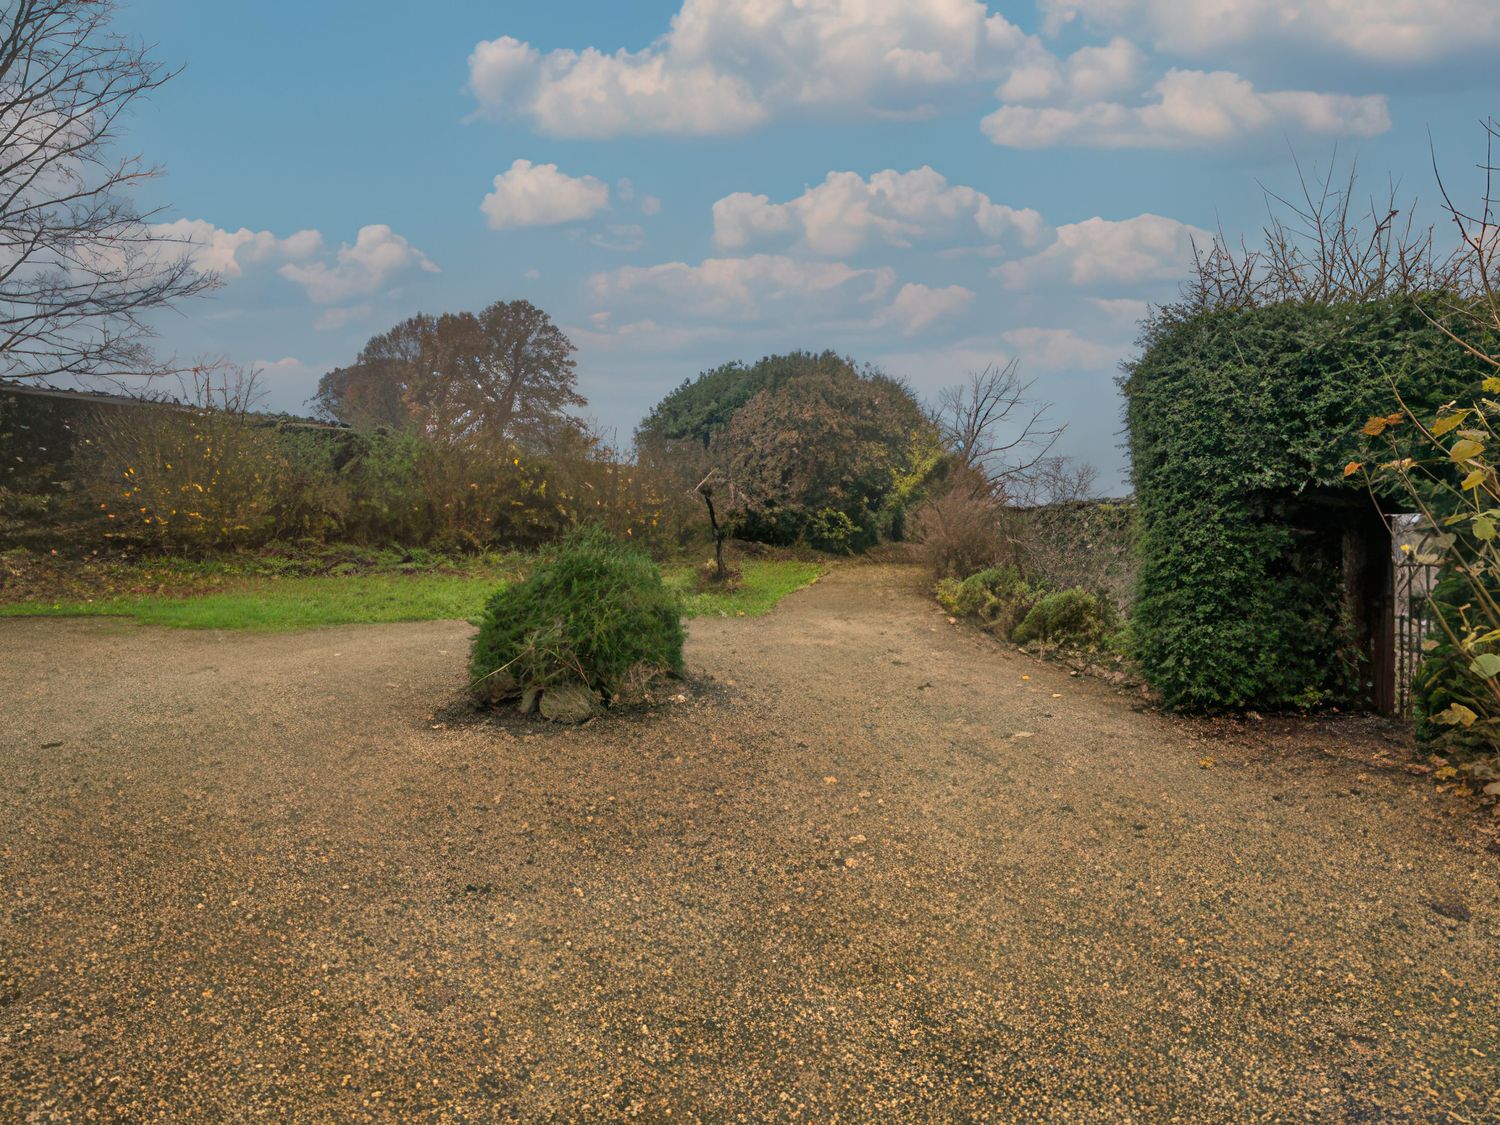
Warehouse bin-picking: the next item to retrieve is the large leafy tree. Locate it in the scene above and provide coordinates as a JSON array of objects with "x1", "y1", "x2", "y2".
[
  {"x1": 312, "y1": 299, "x2": 585, "y2": 445},
  {"x1": 635, "y1": 350, "x2": 854, "y2": 452},
  {"x1": 0, "y1": 0, "x2": 215, "y2": 384},
  {"x1": 711, "y1": 358, "x2": 938, "y2": 550}
]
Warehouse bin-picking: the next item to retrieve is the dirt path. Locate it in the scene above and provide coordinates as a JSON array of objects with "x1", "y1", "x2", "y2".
[{"x1": 2, "y1": 564, "x2": 1496, "y2": 1122}]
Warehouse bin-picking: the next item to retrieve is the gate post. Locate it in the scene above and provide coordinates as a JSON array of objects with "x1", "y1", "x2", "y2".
[{"x1": 1343, "y1": 503, "x2": 1396, "y2": 714}]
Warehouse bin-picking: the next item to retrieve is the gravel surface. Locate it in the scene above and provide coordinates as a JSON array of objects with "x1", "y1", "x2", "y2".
[{"x1": 2, "y1": 564, "x2": 1497, "y2": 1122}]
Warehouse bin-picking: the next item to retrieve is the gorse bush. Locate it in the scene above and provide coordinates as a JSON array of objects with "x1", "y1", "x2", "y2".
[
  {"x1": 82, "y1": 403, "x2": 317, "y2": 550},
  {"x1": 469, "y1": 526, "x2": 684, "y2": 718},
  {"x1": 935, "y1": 566, "x2": 1013, "y2": 616},
  {"x1": 1012, "y1": 587, "x2": 1114, "y2": 647}
]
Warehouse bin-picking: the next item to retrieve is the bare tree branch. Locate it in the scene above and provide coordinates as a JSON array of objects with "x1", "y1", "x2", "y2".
[
  {"x1": 931, "y1": 359, "x2": 1064, "y2": 501},
  {"x1": 0, "y1": 0, "x2": 216, "y2": 386},
  {"x1": 1184, "y1": 147, "x2": 1451, "y2": 311}
]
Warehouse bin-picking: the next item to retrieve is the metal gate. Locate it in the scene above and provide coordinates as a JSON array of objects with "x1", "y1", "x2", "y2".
[{"x1": 1393, "y1": 557, "x2": 1440, "y2": 718}]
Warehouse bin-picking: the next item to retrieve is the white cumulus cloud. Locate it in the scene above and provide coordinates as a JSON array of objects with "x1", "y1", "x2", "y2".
[
  {"x1": 279, "y1": 225, "x2": 440, "y2": 304},
  {"x1": 998, "y1": 36, "x2": 1146, "y2": 104},
  {"x1": 150, "y1": 219, "x2": 322, "y2": 276},
  {"x1": 880, "y1": 283, "x2": 975, "y2": 335},
  {"x1": 1001, "y1": 327, "x2": 1124, "y2": 370},
  {"x1": 152, "y1": 219, "x2": 440, "y2": 308},
  {"x1": 468, "y1": 0, "x2": 1026, "y2": 137},
  {"x1": 1039, "y1": 0, "x2": 1500, "y2": 66},
  {"x1": 480, "y1": 159, "x2": 611, "y2": 230},
  {"x1": 995, "y1": 213, "x2": 1210, "y2": 289},
  {"x1": 712, "y1": 167, "x2": 1046, "y2": 256},
  {"x1": 984, "y1": 68, "x2": 1389, "y2": 149},
  {"x1": 588, "y1": 253, "x2": 897, "y2": 322}
]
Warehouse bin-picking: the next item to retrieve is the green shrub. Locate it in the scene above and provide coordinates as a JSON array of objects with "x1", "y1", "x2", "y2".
[
  {"x1": 469, "y1": 526, "x2": 684, "y2": 715},
  {"x1": 1012, "y1": 587, "x2": 1113, "y2": 647},
  {"x1": 936, "y1": 565, "x2": 1041, "y2": 637},
  {"x1": 806, "y1": 507, "x2": 859, "y2": 553},
  {"x1": 937, "y1": 566, "x2": 1019, "y2": 613}
]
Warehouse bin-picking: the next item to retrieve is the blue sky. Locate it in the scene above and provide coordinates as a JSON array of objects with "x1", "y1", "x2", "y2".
[{"x1": 123, "y1": 0, "x2": 1500, "y2": 489}]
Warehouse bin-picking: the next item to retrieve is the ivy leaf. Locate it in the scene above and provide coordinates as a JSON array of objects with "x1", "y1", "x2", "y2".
[
  {"x1": 1431, "y1": 410, "x2": 1470, "y2": 437},
  {"x1": 1471, "y1": 653, "x2": 1500, "y2": 679},
  {"x1": 1342, "y1": 460, "x2": 1362, "y2": 478},
  {"x1": 1475, "y1": 515, "x2": 1497, "y2": 541},
  {"x1": 1434, "y1": 703, "x2": 1479, "y2": 728},
  {"x1": 1450, "y1": 438, "x2": 1485, "y2": 462}
]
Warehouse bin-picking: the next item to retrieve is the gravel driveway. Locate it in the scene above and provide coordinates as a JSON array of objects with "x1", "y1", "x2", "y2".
[{"x1": 2, "y1": 564, "x2": 1496, "y2": 1121}]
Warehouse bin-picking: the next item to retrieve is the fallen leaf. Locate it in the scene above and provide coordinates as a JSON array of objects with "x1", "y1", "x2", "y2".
[{"x1": 1199, "y1": 757, "x2": 1215, "y2": 769}]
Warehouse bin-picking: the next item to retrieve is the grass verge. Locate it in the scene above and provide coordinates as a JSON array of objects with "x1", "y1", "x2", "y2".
[
  {"x1": 667, "y1": 560, "x2": 824, "y2": 619},
  {"x1": 0, "y1": 558, "x2": 824, "y2": 631}
]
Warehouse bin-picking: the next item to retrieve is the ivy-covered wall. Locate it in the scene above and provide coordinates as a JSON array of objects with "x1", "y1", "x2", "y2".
[{"x1": 1123, "y1": 295, "x2": 1492, "y2": 712}]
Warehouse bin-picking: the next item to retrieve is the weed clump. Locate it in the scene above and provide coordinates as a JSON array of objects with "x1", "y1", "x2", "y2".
[{"x1": 469, "y1": 526, "x2": 684, "y2": 719}]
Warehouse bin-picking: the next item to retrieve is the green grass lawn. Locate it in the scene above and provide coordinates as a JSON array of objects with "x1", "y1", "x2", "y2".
[
  {"x1": 667, "y1": 560, "x2": 823, "y2": 619},
  {"x1": 0, "y1": 559, "x2": 824, "y2": 631}
]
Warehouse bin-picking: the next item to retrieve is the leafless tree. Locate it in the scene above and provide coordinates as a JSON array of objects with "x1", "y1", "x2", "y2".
[
  {"x1": 0, "y1": 0, "x2": 214, "y2": 385},
  {"x1": 1008, "y1": 456, "x2": 1099, "y2": 507},
  {"x1": 172, "y1": 358, "x2": 266, "y2": 415},
  {"x1": 694, "y1": 469, "x2": 732, "y2": 581},
  {"x1": 932, "y1": 359, "x2": 1063, "y2": 500}
]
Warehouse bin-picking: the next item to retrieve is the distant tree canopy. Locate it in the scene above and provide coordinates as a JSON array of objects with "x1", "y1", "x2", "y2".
[
  {"x1": 312, "y1": 300, "x2": 585, "y2": 447},
  {"x1": 635, "y1": 351, "x2": 858, "y2": 451},
  {"x1": 640, "y1": 351, "x2": 944, "y2": 552}
]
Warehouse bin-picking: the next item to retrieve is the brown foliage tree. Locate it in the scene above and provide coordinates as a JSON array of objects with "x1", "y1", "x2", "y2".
[
  {"x1": 711, "y1": 362, "x2": 933, "y2": 549},
  {"x1": 311, "y1": 299, "x2": 585, "y2": 447}
]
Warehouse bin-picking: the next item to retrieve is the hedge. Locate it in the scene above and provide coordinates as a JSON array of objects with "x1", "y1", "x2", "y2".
[{"x1": 1123, "y1": 295, "x2": 1494, "y2": 712}]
